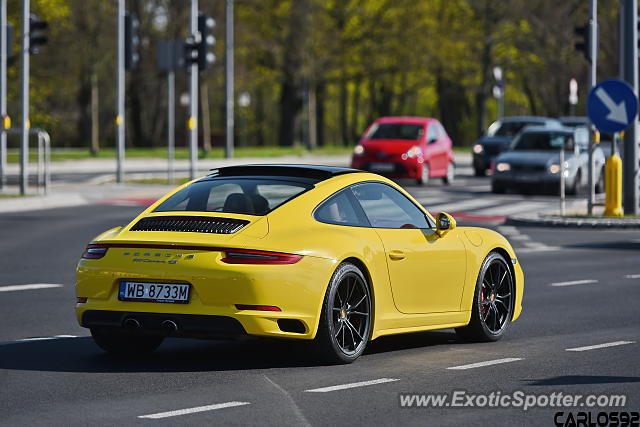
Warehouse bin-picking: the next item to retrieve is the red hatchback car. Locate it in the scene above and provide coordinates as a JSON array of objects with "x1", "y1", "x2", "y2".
[{"x1": 350, "y1": 117, "x2": 455, "y2": 185}]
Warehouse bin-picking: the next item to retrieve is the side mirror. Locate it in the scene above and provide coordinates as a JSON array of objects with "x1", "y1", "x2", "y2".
[
  {"x1": 428, "y1": 137, "x2": 438, "y2": 144},
  {"x1": 436, "y1": 212, "x2": 456, "y2": 236}
]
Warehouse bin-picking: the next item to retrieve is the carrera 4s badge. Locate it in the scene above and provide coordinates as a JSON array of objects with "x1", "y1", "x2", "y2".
[{"x1": 123, "y1": 252, "x2": 196, "y2": 264}]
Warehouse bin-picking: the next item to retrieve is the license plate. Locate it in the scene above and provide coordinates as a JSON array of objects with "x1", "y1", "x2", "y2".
[
  {"x1": 369, "y1": 163, "x2": 395, "y2": 172},
  {"x1": 118, "y1": 281, "x2": 190, "y2": 304}
]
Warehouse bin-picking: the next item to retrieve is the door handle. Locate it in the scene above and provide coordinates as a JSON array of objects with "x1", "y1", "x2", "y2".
[{"x1": 389, "y1": 250, "x2": 405, "y2": 260}]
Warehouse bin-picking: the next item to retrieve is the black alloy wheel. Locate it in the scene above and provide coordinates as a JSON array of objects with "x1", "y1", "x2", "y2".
[
  {"x1": 456, "y1": 252, "x2": 514, "y2": 342},
  {"x1": 315, "y1": 263, "x2": 371, "y2": 364}
]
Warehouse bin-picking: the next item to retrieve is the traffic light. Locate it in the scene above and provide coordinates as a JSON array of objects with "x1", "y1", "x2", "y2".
[
  {"x1": 124, "y1": 12, "x2": 140, "y2": 70},
  {"x1": 574, "y1": 24, "x2": 591, "y2": 62},
  {"x1": 184, "y1": 13, "x2": 215, "y2": 71},
  {"x1": 29, "y1": 14, "x2": 48, "y2": 55},
  {"x1": 197, "y1": 14, "x2": 216, "y2": 70}
]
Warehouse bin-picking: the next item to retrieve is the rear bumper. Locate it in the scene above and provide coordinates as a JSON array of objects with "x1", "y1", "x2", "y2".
[
  {"x1": 75, "y1": 250, "x2": 336, "y2": 340},
  {"x1": 82, "y1": 310, "x2": 246, "y2": 339},
  {"x1": 351, "y1": 157, "x2": 422, "y2": 179}
]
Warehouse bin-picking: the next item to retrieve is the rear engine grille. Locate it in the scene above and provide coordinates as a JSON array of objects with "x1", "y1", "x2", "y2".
[{"x1": 130, "y1": 216, "x2": 249, "y2": 234}]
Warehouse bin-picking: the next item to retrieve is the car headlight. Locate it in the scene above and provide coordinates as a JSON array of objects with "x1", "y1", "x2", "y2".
[
  {"x1": 473, "y1": 144, "x2": 484, "y2": 154},
  {"x1": 353, "y1": 145, "x2": 365, "y2": 156},
  {"x1": 402, "y1": 146, "x2": 422, "y2": 160},
  {"x1": 496, "y1": 162, "x2": 510, "y2": 172},
  {"x1": 549, "y1": 162, "x2": 568, "y2": 174}
]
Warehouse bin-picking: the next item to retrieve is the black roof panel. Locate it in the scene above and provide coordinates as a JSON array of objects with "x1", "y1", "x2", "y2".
[{"x1": 209, "y1": 164, "x2": 362, "y2": 181}]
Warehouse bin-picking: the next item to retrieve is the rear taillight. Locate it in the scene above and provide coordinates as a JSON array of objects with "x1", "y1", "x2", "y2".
[
  {"x1": 221, "y1": 249, "x2": 302, "y2": 265},
  {"x1": 82, "y1": 244, "x2": 108, "y2": 259}
]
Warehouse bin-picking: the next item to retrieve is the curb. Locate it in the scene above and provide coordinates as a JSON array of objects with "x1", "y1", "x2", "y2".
[{"x1": 506, "y1": 214, "x2": 640, "y2": 229}]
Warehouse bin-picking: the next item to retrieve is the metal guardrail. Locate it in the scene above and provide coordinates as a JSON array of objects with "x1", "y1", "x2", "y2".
[{"x1": 0, "y1": 127, "x2": 51, "y2": 194}]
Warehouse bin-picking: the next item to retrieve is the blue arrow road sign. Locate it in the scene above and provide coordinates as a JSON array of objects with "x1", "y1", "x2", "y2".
[{"x1": 587, "y1": 79, "x2": 638, "y2": 133}]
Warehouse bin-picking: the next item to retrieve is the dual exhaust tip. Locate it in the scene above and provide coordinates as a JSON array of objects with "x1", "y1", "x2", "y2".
[{"x1": 123, "y1": 317, "x2": 178, "y2": 332}]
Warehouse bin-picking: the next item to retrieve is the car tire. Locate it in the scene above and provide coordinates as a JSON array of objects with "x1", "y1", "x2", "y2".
[
  {"x1": 491, "y1": 181, "x2": 505, "y2": 194},
  {"x1": 568, "y1": 170, "x2": 582, "y2": 195},
  {"x1": 442, "y1": 162, "x2": 455, "y2": 185},
  {"x1": 455, "y1": 252, "x2": 514, "y2": 343},
  {"x1": 314, "y1": 262, "x2": 372, "y2": 364},
  {"x1": 416, "y1": 163, "x2": 429, "y2": 186},
  {"x1": 595, "y1": 167, "x2": 605, "y2": 194},
  {"x1": 90, "y1": 329, "x2": 164, "y2": 356}
]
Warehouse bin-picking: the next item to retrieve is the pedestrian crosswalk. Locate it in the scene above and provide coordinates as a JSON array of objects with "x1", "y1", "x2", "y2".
[{"x1": 404, "y1": 182, "x2": 582, "y2": 222}]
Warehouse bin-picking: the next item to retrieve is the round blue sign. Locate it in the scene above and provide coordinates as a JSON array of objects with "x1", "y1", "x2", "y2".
[{"x1": 587, "y1": 79, "x2": 638, "y2": 133}]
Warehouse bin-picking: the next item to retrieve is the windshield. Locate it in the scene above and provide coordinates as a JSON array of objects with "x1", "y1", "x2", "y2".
[
  {"x1": 154, "y1": 178, "x2": 311, "y2": 216},
  {"x1": 512, "y1": 133, "x2": 570, "y2": 151},
  {"x1": 487, "y1": 121, "x2": 541, "y2": 137},
  {"x1": 366, "y1": 123, "x2": 424, "y2": 141}
]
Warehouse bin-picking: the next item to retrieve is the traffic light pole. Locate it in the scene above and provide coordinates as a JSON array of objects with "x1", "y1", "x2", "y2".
[
  {"x1": 225, "y1": 0, "x2": 234, "y2": 159},
  {"x1": 622, "y1": 0, "x2": 639, "y2": 215},
  {"x1": 0, "y1": 0, "x2": 7, "y2": 190},
  {"x1": 188, "y1": 0, "x2": 198, "y2": 180},
  {"x1": 167, "y1": 69, "x2": 175, "y2": 184},
  {"x1": 20, "y1": 0, "x2": 29, "y2": 195},
  {"x1": 116, "y1": 0, "x2": 125, "y2": 184},
  {"x1": 587, "y1": 0, "x2": 597, "y2": 215}
]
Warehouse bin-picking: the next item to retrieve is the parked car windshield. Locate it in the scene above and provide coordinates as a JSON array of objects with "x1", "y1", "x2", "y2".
[
  {"x1": 366, "y1": 123, "x2": 424, "y2": 140},
  {"x1": 487, "y1": 121, "x2": 541, "y2": 137},
  {"x1": 512, "y1": 133, "x2": 569, "y2": 151},
  {"x1": 154, "y1": 178, "x2": 311, "y2": 216}
]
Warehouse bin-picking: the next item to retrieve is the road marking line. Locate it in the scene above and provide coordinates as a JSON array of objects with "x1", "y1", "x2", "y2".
[
  {"x1": 549, "y1": 279, "x2": 598, "y2": 287},
  {"x1": 447, "y1": 358, "x2": 523, "y2": 370},
  {"x1": 566, "y1": 341, "x2": 635, "y2": 352},
  {"x1": 625, "y1": 274, "x2": 640, "y2": 279},
  {"x1": 517, "y1": 246, "x2": 561, "y2": 254},
  {"x1": 138, "y1": 402, "x2": 251, "y2": 419},
  {"x1": 305, "y1": 378, "x2": 400, "y2": 393},
  {"x1": 478, "y1": 201, "x2": 544, "y2": 216},
  {"x1": 510, "y1": 235, "x2": 531, "y2": 241},
  {"x1": 0, "y1": 335, "x2": 78, "y2": 346},
  {"x1": 427, "y1": 198, "x2": 497, "y2": 213},
  {"x1": 0, "y1": 283, "x2": 63, "y2": 292},
  {"x1": 497, "y1": 226, "x2": 521, "y2": 235}
]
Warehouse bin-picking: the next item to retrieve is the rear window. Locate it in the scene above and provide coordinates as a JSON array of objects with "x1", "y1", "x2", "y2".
[
  {"x1": 154, "y1": 178, "x2": 311, "y2": 216},
  {"x1": 366, "y1": 123, "x2": 424, "y2": 141}
]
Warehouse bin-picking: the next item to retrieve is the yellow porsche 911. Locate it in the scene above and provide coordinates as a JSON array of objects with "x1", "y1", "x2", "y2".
[{"x1": 76, "y1": 165, "x2": 523, "y2": 363}]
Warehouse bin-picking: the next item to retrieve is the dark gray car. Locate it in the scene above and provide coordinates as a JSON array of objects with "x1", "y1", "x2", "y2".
[
  {"x1": 491, "y1": 126, "x2": 605, "y2": 195},
  {"x1": 472, "y1": 116, "x2": 562, "y2": 176}
]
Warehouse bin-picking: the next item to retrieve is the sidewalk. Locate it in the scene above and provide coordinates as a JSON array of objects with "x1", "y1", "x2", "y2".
[
  {"x1": 0, "y1": 153, "x2": 353, "y2": 214},
  {"x1": 3, "y1": 153, "x2": 354, "y2": 176}
]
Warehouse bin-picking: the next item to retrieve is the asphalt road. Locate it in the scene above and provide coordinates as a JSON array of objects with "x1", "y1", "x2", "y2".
[{"x1": 1, "y1": 176, "x2": 639, "y2": 426}]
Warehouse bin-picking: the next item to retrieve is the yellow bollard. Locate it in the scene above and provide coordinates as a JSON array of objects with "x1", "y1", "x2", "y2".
[{"x1": 603, "y1": 154, "x2": 623, "y2": 217}]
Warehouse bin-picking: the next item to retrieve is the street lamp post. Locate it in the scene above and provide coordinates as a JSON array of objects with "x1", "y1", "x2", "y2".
[
  {"x1": 116, "y1": 0, "x2": 125, "y2": 183},
  {"x1": 188, "y1": 0, "x2": 198, "y2": 180},
  {"x1": 20, "y1": 0, "x2": 30, "y2": 195},
  {"x1": 0, "y1": 0, "x2": 7, "y2": 190}
]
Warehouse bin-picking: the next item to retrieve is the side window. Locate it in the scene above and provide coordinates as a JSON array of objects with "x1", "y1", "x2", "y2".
[
  {"x1": 351, "y1": 182, "x2": 432, "y2": 229},
  {"x1": 314, "y1": 189, "x2": 369, "y2": 227},
  {"x1": 437, "y1": 123, "x2": 447, "y2": 138},
  {"x1": 426, "y1": 124, "x2": 438, "y2": 142}
]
